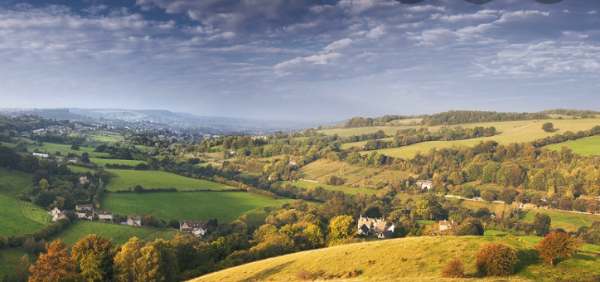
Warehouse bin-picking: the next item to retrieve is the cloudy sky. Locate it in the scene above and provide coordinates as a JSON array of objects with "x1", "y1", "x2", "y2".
[{"x1": 1, "y1": 0, "x2": 599, "y2": 121}]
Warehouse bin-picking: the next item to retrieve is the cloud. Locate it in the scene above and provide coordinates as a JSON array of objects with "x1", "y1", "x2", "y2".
[
  {"x1": 366, "y1": 25, "x2": 386, "y2": 39},
  {"x1": 430, "y1": 9, "x2": 498, "y2": 23}
]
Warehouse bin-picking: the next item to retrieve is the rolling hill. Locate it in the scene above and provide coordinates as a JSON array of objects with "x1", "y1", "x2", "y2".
[{"x1": 192, "y1": 235, "x2": 600, "y2": 282}]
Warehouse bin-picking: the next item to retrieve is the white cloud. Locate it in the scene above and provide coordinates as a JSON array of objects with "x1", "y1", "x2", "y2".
[
  {"x1": 324, "y1": 38, "x2": 353, "y2": 52},
  {"x1": 366, "y1": 25, "x2": 386, "y2": 39},
  {"x1": 431, "y1": 10, "x2": 499, "y2": 23},
  {"x1": 274, "y1": 38, "x2": 354, "y2": 74}
]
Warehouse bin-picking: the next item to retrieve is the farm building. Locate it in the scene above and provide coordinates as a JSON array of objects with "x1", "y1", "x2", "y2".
[
  {"x1": 357, "y1": 215, "x2": 395, "y2": 239},
  {"x1": 126, "y1": 216, "x2": 142, "y2": 227},
  {"x1": 438, "y1": 220, "x2": 456, "y2": 233},
  {"x1": 75, "y1": 204, "x2": 95, "y2": 220},
  {"x1": 180, "y1": 220, "x2": 210, "y2": 237},
  {"x1": 97, "y1": 211, "x2": 114, "y2": 222},
  {"x1": 32, "y1": 152, "x2": 49, "y2": 159},
  {"x1": 49, "y1": 207, "x2": 67, "y2": 222},
  {"x1": 416, "y1": 180, "x2": 433, "y2": 190}
]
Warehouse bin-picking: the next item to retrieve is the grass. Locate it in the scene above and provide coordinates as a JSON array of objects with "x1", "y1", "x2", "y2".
[
  {"x1": 105, "y1": 169, "x2": 235, "y2": 192},
  {"x1": 0, "y1": 194, "x2": 51, "y2": 237},
  {"x1": 68, "y1": 165, "x2": 96, "y2": 174},
  {"x1": 192, "y1": 234, "x2": 600, "y2": 282},
  {"x1": 287, "y1": 180, "x2": 379, "y2": 196},
  {"x1": 54, "y1": 221, "x2": 177, "y2": 245},
  {"x1": 91, "y1": 158, "x2": 146, "y2": 167},
  {"x1": 28, "y1": 142, "x2": 109, "y2": 158},
  {"x1": 318, "y1": 125, "x2": 417, "y2": 138},
  {"x1": 546, "y1": 135, "x2": 600, "y2": 156},
  {"x1": 362, "y1": 118, "x2": 600, "y2": 159},
  {"x1": 523, "y1": 208, "x2": 600, "y2": 232},
  {"x1": 0, "y1": 168, "x2": 33, "y2": 196},
  {"x1": 102, "y1": 191, "x2": 292, "y2": 223},
  {"x1": 89, "y1": 133, "x2": 124, "y2": 143},
  {"x1": 300, "y1": 159, "x2": 410, "y2": 189}
]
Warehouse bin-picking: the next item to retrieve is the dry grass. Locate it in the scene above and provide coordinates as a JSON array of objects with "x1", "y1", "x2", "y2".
[{"x1": 300, "y1": 159, "x2": 411, "y2": 188}]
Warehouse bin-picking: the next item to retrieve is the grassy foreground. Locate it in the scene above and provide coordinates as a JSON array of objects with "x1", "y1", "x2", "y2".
[
  {"x1": 192, "y1": 235, "x2": 600, "y2": 282},
  {"x1": 102, "y1": 192, "x2": 292, "y2": 223},
  {"x1": 0, "y1": 194, "x2": 51, "y2": 237},
  {"x1": 105, "y1": 169, "x2": 234, "y2": 191}
]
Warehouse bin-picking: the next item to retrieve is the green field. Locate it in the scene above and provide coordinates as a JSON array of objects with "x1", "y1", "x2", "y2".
[
  {"x1": 91, "y1": 158, "x2": 146, "y2": 167},
  {"x1": 546, "y1": 135, "x2": 600, "y2": 156},
  {"x1": 523, "y1": 208, "x2": 600, "y2": 232},
  {"x1": 54, "y1": 221, "x2": 176, "y2": 245},
  {"x1": 89, "y1": 133, "x2": 124, "y2": 143},
  {"x1": 28, "y1": 142, "x2": 109, "y2": 158},
  {"x1": 68, "y1": 165, "x2": 96, "y2": 174},
  {"x1": 192, "y1": 235, "x2": 600, "y2": 282},
  {"x1": 0, "y1": 194, "x2": 51, "y2": 237},
  {"x1": 105, "y1": 169, "x2": 235, "y2": 191},
  {"x1": 0, "y1": 168, "x2": 33, "y2": 196},
  {"x1": 288, "y1": 180, "x2": 378, "y2": 196},
  {"x1": 363, "y1": 118, "x2": 600, "y2": 159},
  {"x1": 102, "y1": 192, "x2": 291, "y2": 222}
]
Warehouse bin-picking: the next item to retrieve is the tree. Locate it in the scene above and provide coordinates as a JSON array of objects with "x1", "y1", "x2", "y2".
[
  {"x1": 533, "y1": 213, "x2": 551, "y2": 236},
  {"x1": 536, "y1": 231, "x2": 581, "y2": 266},
  {"x1": 442, "y1": 258, "x2": 465, "y2": 278},
  {"x1": 542, "y1": 122, "x2": 555, "y2": 132},
  {"x1": 81, "y1": 152, "x2": 90, "y2": 164},
  {"x1": 455, "y1": 218, "x2": 484, "y2": 236},
  {"x1": 113, "y1": 237, "x2": 143, "y2": 282},
  {"x1": 134, "y1": 239, "x2": 178, "y2": 282},
  {"x1": 39, "y1": 178, "x2": 50, "y2": 191},
  {"x1": 476, "y1": 244, "x2": 518, "y2": 276},
  {"x1": 71, "y1": 235, "x2": 114, "y2": 281},
  {"x1": 327, "y1": 215, "x2": 354, "y2": 246},
  {"x1": 29, "y1": 240, "x2": 78, "y2": 282}
]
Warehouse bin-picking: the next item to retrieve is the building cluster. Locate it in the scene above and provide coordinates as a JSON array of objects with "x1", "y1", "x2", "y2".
[{"x1": 357, "y1": 215, "x2": 396, "y2": 239}]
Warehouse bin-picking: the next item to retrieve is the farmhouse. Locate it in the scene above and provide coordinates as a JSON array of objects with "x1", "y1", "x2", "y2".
[
  {"x1": 49, "y1": 207, "x2": 67, "y2": 222},
  {"x1": 416, "y1": 180, "x2": 433, "y2": 190},
  {"x1": 97, "y1": 211, "x2": 113, "y2": 222},
  {"x1": 75, "y1": 204, "x2": 95, "y2": 220},
  {"x1": 438, "y1": 220, "x2": 456, "y2": 233},
  {"x1": 32, "y1": 152, "x2": 49, "y2": 159},
  {"x1": 357, "y1": 215, "x2": 395, "y2": 239},
  {"x1": 180, "y1": 220, "x2": 209, "y2": 238},
  {"x1": 126, "y1": 216, "x2": 142, "y2": 227},
  {"x1": 79, "y1": 176, "x2": 90, "y2": 185}
]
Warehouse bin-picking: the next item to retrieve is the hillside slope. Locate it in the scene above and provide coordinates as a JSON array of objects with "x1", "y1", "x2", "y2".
[{"x1": 192, "y1": 235, "x2": 600, "y2": 282}]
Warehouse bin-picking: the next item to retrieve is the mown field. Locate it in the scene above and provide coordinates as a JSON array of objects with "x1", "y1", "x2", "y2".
[
  {"x1": 91, "y1": 158, "x2": 146, "y2": 167},
  {"x1": 105, "y1": 169, "x2": 234, "y2": 191},
  {"x1": 287, "y1": 180, "x2": 379, "y2": 196},
  {"x1": 54, "y1": 221, "x2": 177, "y2": 245},
  {"x1": 192, "y1": 235, "x2": 600, "y2": 282},
  {"x1": 0, "y1": 168, "x2": 33, "y2": 196},
  {"x1": 546, "y1": 135, "x2": 600, "y2": 156},
  {"x1": 102, "y1": 192, "x2": 292, "y2": 223},
  {"x1": 0, "y1": 194, "x2": 51, "y2": 237},
  {"x1": 362, "y1": 118, "x2": 600, "y2": 159}
]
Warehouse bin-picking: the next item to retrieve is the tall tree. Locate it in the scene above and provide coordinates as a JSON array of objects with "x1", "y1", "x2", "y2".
[
  {"x1": 71, "y1": 235, "x2": 114, "y2": 281},
  {"x1": 536, "y1": 231, "x2": 581, "y2": 266},
  {"x1": 29, "y1": 240, "x2": 78, "y2": 282},
  {"x1": 134, "y1": 239, "x2": 178, "y2": 282},
  {"x1": 327, "y1": 215, "x2": 354, "y2": 246},
  {"x1": 113, "y1": 237, "x2": 143, "y2": 282}
]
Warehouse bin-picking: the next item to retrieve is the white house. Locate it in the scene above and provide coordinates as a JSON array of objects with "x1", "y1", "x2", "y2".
[
  {"x1": 49, "y1": 207, "x2": 67, "y2": 222},
  {"x1": 97, "y1": 211, "x2": 113, "y2": 222},
  {"x1": 416, "y1": 180, "x2": 433, "y2": 190},
  {"x1": 438, "y1": 220, "x2": 456, "y2": 233},
  {"x1": 32, "y1": 152, "x2": 49, "y2": 159},
  {"x1": 357, "y1": 215, "x2": 395, "y2": 239},
  {"x1": 126, "y1": 216, "x2": 142, "y2": 227},
  {"x1": 75, "y1": 204, "x2": 94, "y2": 220},
  {"x1": 180, "y1": 220, "x2": 209, "y2": 237}
]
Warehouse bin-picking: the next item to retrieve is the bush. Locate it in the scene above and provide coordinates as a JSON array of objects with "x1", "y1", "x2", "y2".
[
  {"x1": 476, "y1": 244, "x2": 518, "y2": 276},
  {"x1": 455, "y1": 218, "x2": 484, "y2": 236},
  {"x1": 536, "y1": 231, "x2": 581, "y2": 266},
  {"x1": 442, "y1": 258, "x2": 465, "y2": 278},
  {"x1": 326, "y1": 175, "x2": 346, "y2": 186},
  {"x1": 542, "y1": 122, "x2": 555, "y2": 132}
]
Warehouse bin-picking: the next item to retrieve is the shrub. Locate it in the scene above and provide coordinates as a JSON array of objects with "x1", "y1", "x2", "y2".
[
  {"x1": 455, "y1": 218, "x2": 484, "y2": 236},
  {"x1": 442, "y1": 258, "x2": 465, "y2": 278},
  {"x1": 536, "y1": 231, "x2": 581, "y2": 266},
  {"x1": 476, "y1": 244, "x2": 518, "y2": 276},
  {"x1": 542, "y1": 122, "x2": 555, "y2": 132}
]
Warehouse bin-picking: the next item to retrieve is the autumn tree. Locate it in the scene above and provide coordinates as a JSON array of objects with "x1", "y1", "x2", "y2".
[
  {"x1": 134, "y1": 239, "x2": 178, "y2": 282},
  {"x1": 327, "y1": 215, "x2": 354, "y2": 246},
  {"x1": 71, "y1": 235, "x2": 115, "y2": 282},
  {"x1": 536, "y1": 231, "x2": 581, "y2": 266},
  {"x1": 476, "y1": 244, "x2": 518, "y2": 276},
  {"x1": 113, "y1": 237, "x2": 144, "y2": 282},
  {"x1": 442, "y1": 258, "x2": 465, "y2": 278},
  {"x1": 29, "y1": 240, "x2": 78, "y2": 282}
]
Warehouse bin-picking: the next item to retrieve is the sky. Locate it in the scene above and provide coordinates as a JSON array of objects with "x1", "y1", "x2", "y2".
[{"x1": 0, "y1": 0, "x2": 599, "y2": 122}]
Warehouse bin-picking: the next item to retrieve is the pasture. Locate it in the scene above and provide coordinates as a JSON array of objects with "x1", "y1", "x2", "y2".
[
  {"x1": 105, "y1": 169, "x2": 234, "y2": 191},
  {"x1": 300, "y1": 159, "x2": 410, "y2": 189},
  {"x1": 0, "y1": 168, "x2": 33, "y2": 196},
  {"x1": 287, "y1": 180, "x2": 379, "y2": 196},
  {"x1": 91, "y1": 158, "x2": 146, "y2": 167},
  {"x1": 546, "y1": 135, "x2": 600, "y2": 156},
  {"x1": 192, "y1": 235, "x2": 600, "y2": 282},
  {"x1": 89, "y1": 133, "x2": 124, "y2": 143},
  {"x1": 0, "y1": 194, "x2": 51, "y2": 237},
  {"x1": 102, "y1": 191, "x2": 292, "y2": 222},
  {"x1": 364, "y1": 118, "x2": 600, "y2": 159},
  {"x1": 55, "y1": 221, "x2": 176, "y2": 245},
  {"x1": 28, "y1": 142, "x2": 109, "y2": 158}
]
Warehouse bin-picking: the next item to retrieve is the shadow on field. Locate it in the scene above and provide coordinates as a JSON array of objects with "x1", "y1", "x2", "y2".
[{"x1": 241, "y1": 260, "x2": 295, "y2": 282}]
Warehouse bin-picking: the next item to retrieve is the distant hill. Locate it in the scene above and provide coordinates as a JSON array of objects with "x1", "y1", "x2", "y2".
[
  {"x1": 192, "y1": 235, "x2": 600, "y2": 282},
  {"x1": 0, "y1": 108, "x2": 317, "y2": 135}
]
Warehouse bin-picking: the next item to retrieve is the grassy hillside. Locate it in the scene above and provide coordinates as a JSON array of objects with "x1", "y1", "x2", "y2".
[
  {"x1": 286, "y1": 180, "x2": 379, "y2": 196},
  {"x1": 91, "y1": 158, "x2": 146, "y2": 166},
  {"x1": 300, "y1": 159, "x2": 410, "y2": 188},
  {"x1": 102, "y1": 192, "x2": 291, "y2": 223},
  {"x1": 546, "y1": 135, "x2": 600, "y2": 156},
  {"x1": 0, "y1": 168, "x2": 33, "y2": 196},
  {"x1": 105, "y1": 169, "x2": 234, "y2": 191},
  {"x1": 0, "y1": 194, "x2": 51, "y2": 237},
  {"x1": 54, "y1": 221, "x2": 176, "y2": 245},
  {"x1": 364, "y1": 118, "x2": 600, "y2": 159},
  {"x1": 27, "y1": 142, "x2": 109, "y2": 158},
  {"x1": 193, "y1": 235, "x2": 600, "y2": 282}
]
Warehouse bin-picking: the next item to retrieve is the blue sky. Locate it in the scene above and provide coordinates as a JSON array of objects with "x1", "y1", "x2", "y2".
[{"x1": 1, "y1": 0, "x2": 599, "y2": 121}]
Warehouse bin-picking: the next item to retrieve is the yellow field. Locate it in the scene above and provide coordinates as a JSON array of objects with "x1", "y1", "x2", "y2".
[
  {"x1": 363, "y1": 118, "x2": 600, "y2": 159},
  {"x1": 300, "y1": 159, "x2": 410, "y2": 188},
  {"x1": 192, "y1": 235, "x2": 600, "y2": 282},
  {"x1": 318, "y1": 125, "x2": 417, "y2": 137}
]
